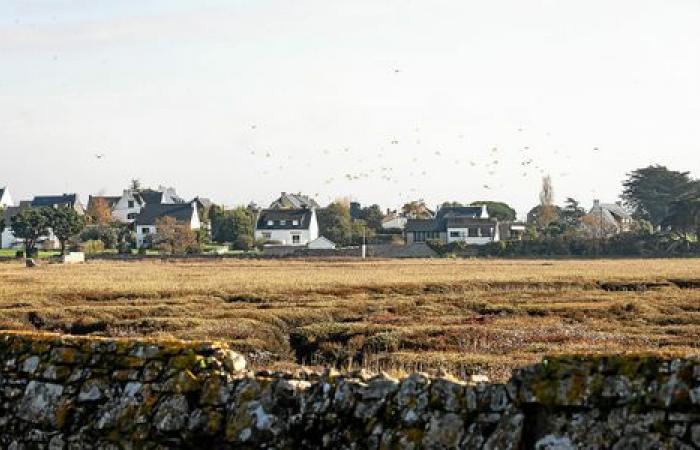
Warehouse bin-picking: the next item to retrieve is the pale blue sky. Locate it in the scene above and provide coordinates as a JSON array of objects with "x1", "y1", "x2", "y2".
[{"x1": 1, "y1": 0, "x2": 699, "y2": 218}]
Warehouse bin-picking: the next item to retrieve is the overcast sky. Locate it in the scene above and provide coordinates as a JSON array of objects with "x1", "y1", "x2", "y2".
[{"x1": 1, "y1": 0, "x2": 698, "y2": 218}]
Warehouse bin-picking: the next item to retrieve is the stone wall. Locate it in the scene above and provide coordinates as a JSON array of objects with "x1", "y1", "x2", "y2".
[{"x1": 2, "y1": 332, "x2": 700, "y2": 449}]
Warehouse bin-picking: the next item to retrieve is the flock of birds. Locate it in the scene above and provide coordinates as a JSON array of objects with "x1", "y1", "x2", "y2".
[
  {"x1": 90, "y1": 68, "x2": 603, "y2": 205},
  {"x1": 238, "y1": 119, "x2": 601, "y2": 204}
]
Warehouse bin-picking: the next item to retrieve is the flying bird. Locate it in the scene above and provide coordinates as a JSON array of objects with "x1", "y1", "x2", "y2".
[{"x1": 94, "y1": 154, "x2": 105, "y2": 160}]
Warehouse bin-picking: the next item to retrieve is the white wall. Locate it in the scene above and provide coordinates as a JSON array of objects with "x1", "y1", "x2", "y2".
[
  {"x1": 1, "y1": 228, "x2": 59, "y2": 250},
  {"x1": 0, "y1": 189, "x2": 13, "y2": 208},
  {"x1": 254, "y1": 228, "x2": 313, "y2": 246},
  {"x1": 112, "y1": 191, "x2": 142, "y2": 223},
  {"x1": 446, "y1": 227, "x2": 499, "y2": 245}
]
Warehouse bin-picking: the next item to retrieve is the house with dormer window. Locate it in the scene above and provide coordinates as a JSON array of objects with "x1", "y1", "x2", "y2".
[
  {"x1": 254, "y1": 208, "x2": 318, "y2": 246},
  {"x1": 404, "y1": 204, "x2": 500, "y2": 245}
]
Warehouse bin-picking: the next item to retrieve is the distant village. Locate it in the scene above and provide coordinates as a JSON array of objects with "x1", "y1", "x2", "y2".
[{"x1": 0, "y1": 178, "x2": 640, "y2": 259}]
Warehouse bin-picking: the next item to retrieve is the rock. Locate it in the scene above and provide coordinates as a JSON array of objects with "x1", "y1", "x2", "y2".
[
  {"x1": 422, "y1": 412, "x2": 464, "y2": 449},
  {"x1": 21, "y1": 356, "x2": 41, "y2": 374},
  {"x1": 78, "y1": 378, "x2": 107, "y2": 402},
  {"x1": 153, "y1": 394, "x2": 189, "y2": 432},
  {"x1": 691, "y1": 424, "x2": 700, "y2": 447},
  {"x1": 482, "y1": 409, "x2": 524, "y2": 450},
  {"x1": 17, "y1": 381, "x2": 65, "y2": 425},
  {"x1": 535, "y1": 434, "x2": 575, "y2": 450},
  {"x1": 49, "y1": 435, "x2": 65, "y2": 450},
  {"x1": 222, "y1": 350, "x2": 247, "y2": 373}
]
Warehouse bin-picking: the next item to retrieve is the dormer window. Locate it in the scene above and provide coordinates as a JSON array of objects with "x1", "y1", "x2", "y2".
[{"x1": 267, "y1": 220, "x2": 274, "y2": 226}]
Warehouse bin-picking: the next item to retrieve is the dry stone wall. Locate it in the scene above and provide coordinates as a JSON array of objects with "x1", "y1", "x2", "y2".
[{"x1": 1, "y1": 331, "x2": 700, "y2": 449}]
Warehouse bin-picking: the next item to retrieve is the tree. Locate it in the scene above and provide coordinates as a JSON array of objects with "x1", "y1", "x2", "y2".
[
  {"x1": 129, "y1": 178, "x2": 142, "y2": 190},
  {"x1": 152, "y1": 217, "x2": 198, "y2": 254},
  {"x1": 87, "y1": 197, "x2": 112, "y2": 225},
  {"x1": 10, "y1": 208, "x2": 50, "y2": 258},
  {"x1": 46, "y1": 206, "x2": 86, "y2": 255},
  {"x1": 560, "y1": 198, "x2": 585, "y2": 227},
  {"x1": 470, "y1": 201, "x2": 517, "y2": 221},
  {"x1": 230, "y1": 207, "x2": 255, "y2": 250},
  {"x1": 317, "y1": 201, "x2": 354, "y2": 245},
  {"x1": 402, "y1": 200, "x2": 433, "y2": 219},
  {"x1": 537, "y1": 175, "x2": 558, "y2": 230},
  {"x1": 622, "y1": 165, "x2": 695, "y2": 226},
  {"x1": 356, "y1": 204, "x2": 384, "y2": 232},
  {"x1": 664, "y1": 182, "x2": 700, "y2": 236},
  {"x1": 441, "y1": 201, "x2": 464, "y2": 208}
]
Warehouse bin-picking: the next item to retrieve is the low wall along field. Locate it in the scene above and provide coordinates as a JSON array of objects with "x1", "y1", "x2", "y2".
[{"x1": 2, "y1": 331, "x2": 700, "y2": 448}]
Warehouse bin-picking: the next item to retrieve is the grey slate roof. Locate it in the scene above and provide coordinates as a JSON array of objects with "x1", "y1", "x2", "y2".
[
  {"x1": 269, "y1": 192, "x2": 320, "y2": 209},
  {"x1": 256, "y1": 208, "x2": 313, "y2": 230},
  {"x1": 445, "y1": 217, "x2": 496, "y2": 228},
  {"x1": 404, "y1": 219, "x2": 442, "y2": 232},
  {"x1": 134, "y1": 203, "x2": 196, "y2": 226},
  {"x1": 406, "y1": 206, "x2": 491, "y2": 233},
  {"x1": 31, "y1": 194, "x2": 80, "y2": 208}
]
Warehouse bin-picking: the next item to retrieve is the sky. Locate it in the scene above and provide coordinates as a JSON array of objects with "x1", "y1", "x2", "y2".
[{"x1": 1, "y1": 0, "x2": 699, "y2": 219}]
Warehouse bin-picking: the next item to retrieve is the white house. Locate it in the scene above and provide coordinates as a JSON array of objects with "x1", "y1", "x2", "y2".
[
  {"x1": 108, "y1": 186, "x2": 184, "y2": 223},
  {"x1": 404, "y1": 205, "x2": 500, "y2": 245},
  {"x1": 0, "y1": 187, "x2": 13, "y2": 208},
  {"x1": 134, "y1": 202, "x2": 200, "y2": 248},
  {"x1": 381, "y1": 215, "x2": 408, "y2": 230},
  {"x1": 1, "y1": 194, "x2": 83, "y2": 250},
  {"x1": 254, "y1": 208, "x2": 319, "y2": 246}
]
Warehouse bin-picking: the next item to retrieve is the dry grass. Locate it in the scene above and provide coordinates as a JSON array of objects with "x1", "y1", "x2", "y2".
[{"x1": 1, "y1": 258, "x2": 699, "y2": 381}]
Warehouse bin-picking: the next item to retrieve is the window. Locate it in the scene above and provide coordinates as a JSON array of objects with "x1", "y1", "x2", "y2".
[
  {"x1": 128, "y1": 200, "x2": 135, "y2": 208},
  {"x1": 292, "y1": 235, "x2": 300, "y2": 244},
  {"x1": 468, "y1": 228, "x2": 479, "y2": 237},
  {"x1": 127, "y1": 213, "x2": 136, "y2": 220},
  {"x1": 414, "y1": 231, "x2": 439, "y2": 242},
  {"x1": 449, "y1": 231, "x2": 460, "y2": 238},
  {"x1": 480, "y1": 227, "x2": 492, "y2": 237},
  {"x1": 262, "y1": 232, "x2": 271, "y2": 239},
  {"x1": 280, "y1": 220, "x2": 286, "y2": 226},
  {"x1": 292, "y1": 220, "x2": 299, "y2": 226},
  {"x1": 267, "y1": 220, "x2": 274, "y2": 226},
  {"x1": 142, "y1": 227, "x2": 150, "y2": 234}
]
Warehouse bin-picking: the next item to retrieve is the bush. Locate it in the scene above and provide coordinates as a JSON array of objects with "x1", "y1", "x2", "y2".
[
  {"x1": 233, "y1": 234, "x2": 254, "y2": 251},
  {"x1": 79, "y1": 239, "x2": 105, "y2": 254},
  {"x1": 80, "y1": 225, "x2": 118, "y2": 249}
]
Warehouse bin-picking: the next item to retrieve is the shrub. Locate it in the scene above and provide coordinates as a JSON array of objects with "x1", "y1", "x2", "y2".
[{"x1": 79, "y1": 240, "x2": 105, "y2": 254}]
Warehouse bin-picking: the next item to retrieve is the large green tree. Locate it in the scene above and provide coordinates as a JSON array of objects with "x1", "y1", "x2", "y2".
[
  {"x1": 230, "y1": 207, "x2": 255, "y2": 250},
  {"x1": 356, "y1": 204, "x2": 384, "y2": 232},
  {"x1": 560, "y1": 198, "x2": 586, "y2": 227},
  {"x1": 46, "y1": 206, "x2": 86, "y2": 255},
  {"x1": 317, "y1": 202, "x2": 354, "y2": 245},
  {"x1": 622, "y1": 165, "x2": 695, "y2": 226},
  {"x1": 470, "y1": 201, "x2": 517, "y2": 221},
  {"x1": 10, "y1": 208, "x2": 50, "y2": 258},
  {"x1": 664, "y1": 182, "x2": 700, "y2": 236}
]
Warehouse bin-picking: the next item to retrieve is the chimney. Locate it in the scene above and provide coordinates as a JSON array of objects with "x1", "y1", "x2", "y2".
[
  {"x1": 480, "y1": 204, "x2": 489, "y2": 219},
  {"x1": 593, "y1": 199, "x2": 600, "y2": 208}
]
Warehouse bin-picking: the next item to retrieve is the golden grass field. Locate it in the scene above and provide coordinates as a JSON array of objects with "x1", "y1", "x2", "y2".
[{"x1": 1, "y1": 258, "x2": 699, "y2": 381}]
